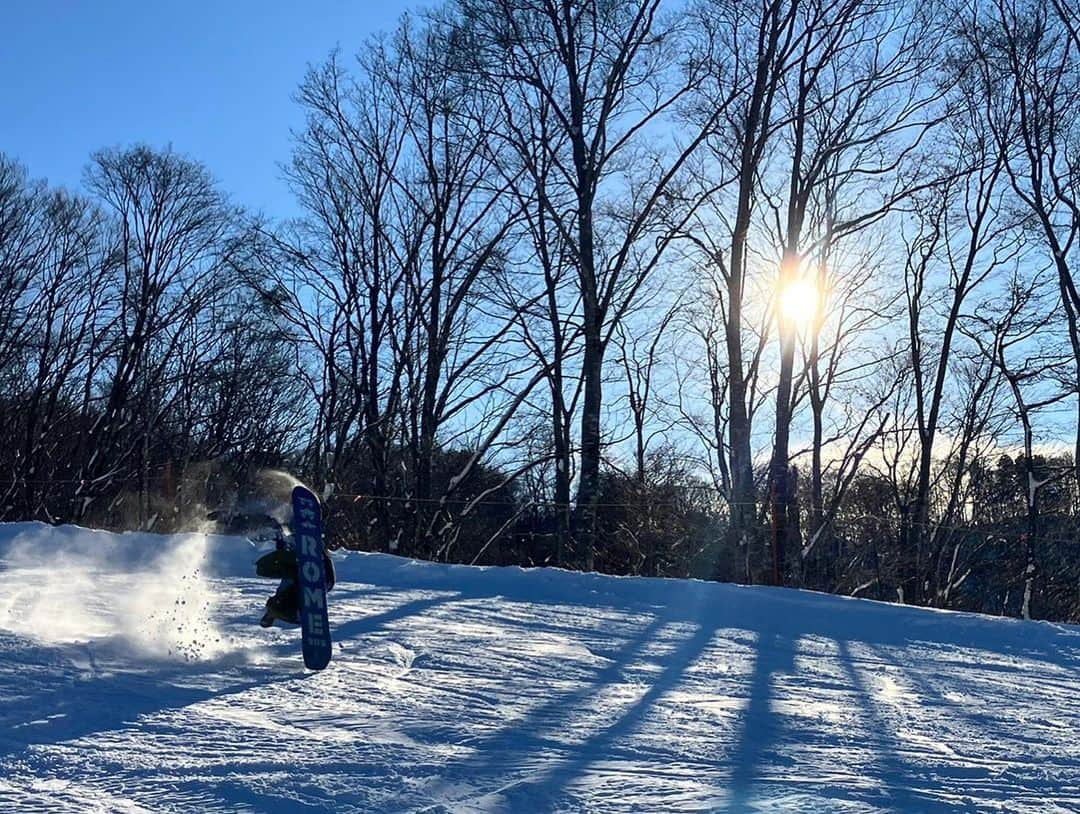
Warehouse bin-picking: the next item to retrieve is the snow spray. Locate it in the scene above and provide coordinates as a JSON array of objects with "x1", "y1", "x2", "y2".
[{"x1": 0, "y1": 525, "x2": 230, "y2": 661}]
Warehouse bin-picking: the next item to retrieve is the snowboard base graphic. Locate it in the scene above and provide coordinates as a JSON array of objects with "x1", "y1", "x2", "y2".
[{"x1": 291, "y1": 485, "x2": 332, "y2": 670}]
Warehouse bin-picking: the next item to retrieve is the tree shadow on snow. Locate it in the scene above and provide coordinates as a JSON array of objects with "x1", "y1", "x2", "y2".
[
  {"x1": 227, "y1": 559, "x2": 1080, "y2": 813},
  {"x1": 530, "y1": 618, "x2": 725, "y2": 807},
  {"x1": 331, "y1": 593, "x2": 462, "y2": 642},
  {"x1": 719, "y1": 619, "x2": 998, "y2": 813},
  {"x1": 405, "y1": 609, "x2": 680, "y2": 811},
  {"x1": 0, "y1": 638, "x2": 312, "y2": 762},
  {"x1": 860, "y1": 638, "x2": 1080, "y2": 810},
  {"x1": 830, "y1": 638, "x2": 957, "y2": 813},
  {"x1": 414, "y1": 589, "x2": 1065, "y2": 814},
  {"x1": 718, "y1": 630, "x2": 798, "y2": 814}
]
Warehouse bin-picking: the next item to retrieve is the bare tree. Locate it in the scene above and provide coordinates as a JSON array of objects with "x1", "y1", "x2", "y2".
[
  {"x1": 267, "y1": 21, "x2": 537, "y2": 556},
  {"x1": 686, "y1": 0, "x2": 804, "y2": 572},
  {"x1": 966, "y1": 271, "x2": 1074, "y2": 618},
  {"x1": 457, "y1": 0, "x2": 723, "y2": 563},
  {"x1": 765, "y1": 0, "x2": 943, "y2": 584},
  {"x1": 963, "y1": 0, "x2": 1080, "y2": 478},
  {"x1": 78, "y1": 146, "x2": 237, "y2": 523},
  {"x1": 895, "y1": 115, "x2": 1017, "y2": 603},
  {"x1": 0, "y1": 158, "x2": 113, "y2": 518}
]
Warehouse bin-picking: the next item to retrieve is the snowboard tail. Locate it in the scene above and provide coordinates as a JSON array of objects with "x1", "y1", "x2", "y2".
[{"x1": 291, "y1": 485, "x2": 332, "y2": 670}]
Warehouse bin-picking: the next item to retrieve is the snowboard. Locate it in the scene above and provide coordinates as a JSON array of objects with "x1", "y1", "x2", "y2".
[{"x1": 291, "y1": 485, "x2": 332, "y2": 670}]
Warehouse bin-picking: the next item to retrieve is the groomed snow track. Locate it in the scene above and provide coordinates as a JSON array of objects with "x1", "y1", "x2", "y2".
[{"x1": 1, "y1": 522, "x2": 1078, "y2": 813}]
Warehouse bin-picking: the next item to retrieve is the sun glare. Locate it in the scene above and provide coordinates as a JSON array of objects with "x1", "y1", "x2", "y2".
[{"x1": 778, "y1": 277, "x2": 820, "y2": 328}]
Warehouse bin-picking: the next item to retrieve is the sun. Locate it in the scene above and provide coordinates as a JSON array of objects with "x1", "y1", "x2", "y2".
[{"x1": 778, "y1": 277, "x2": 820, "y2": 328}]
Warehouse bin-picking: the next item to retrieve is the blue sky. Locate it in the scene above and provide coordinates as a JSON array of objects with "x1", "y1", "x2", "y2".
[{"x1": 2, "y1": 1, "x2": 414, "y2": 218}]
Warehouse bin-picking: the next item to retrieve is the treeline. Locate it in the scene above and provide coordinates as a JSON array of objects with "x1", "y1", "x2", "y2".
[{"x1": 3, "y1": 0, "x2": 1080, "y2": 622}]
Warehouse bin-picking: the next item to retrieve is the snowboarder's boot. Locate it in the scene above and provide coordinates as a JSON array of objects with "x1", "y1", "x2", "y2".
[
  {"x1": 260, "y1": 601, "x2": 299, "y2": 626},
  {"x1": 262, "y1": 584, "x2": 301, "y2": 626}
]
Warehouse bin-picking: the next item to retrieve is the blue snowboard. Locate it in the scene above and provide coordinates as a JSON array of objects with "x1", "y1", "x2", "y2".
[{"x1": 291, "y1": 485, "x2": 332, "y2": 670}]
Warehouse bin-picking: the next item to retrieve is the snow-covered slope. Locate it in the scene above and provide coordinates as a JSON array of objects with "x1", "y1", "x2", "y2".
[{"x1": 1, "y1": 522, "x2": 1078, "y2": 813}]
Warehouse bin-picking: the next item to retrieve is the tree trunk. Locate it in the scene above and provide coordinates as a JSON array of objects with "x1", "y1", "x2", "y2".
[{"x1": 574, "y1": 323, "x2": 602, "y2": 571}]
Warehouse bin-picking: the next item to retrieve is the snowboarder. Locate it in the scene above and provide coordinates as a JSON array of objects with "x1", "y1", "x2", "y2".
[{"x1": 255, "y1": 519, "x2": 336, "y2": 627}]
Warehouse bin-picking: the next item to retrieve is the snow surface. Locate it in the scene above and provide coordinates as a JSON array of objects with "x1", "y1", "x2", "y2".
[{"x1": 1, "y1": 521, "x2": 1079, "y2": 813}]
